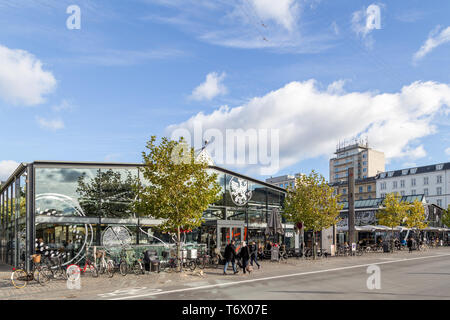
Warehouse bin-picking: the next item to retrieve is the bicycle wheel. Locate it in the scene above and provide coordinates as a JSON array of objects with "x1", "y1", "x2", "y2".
[
  {"x1": 11, "y1": 269, "x2": 28, "y2": 289},
  {"x1": 89, "y1": 264, "x2": 99, "y2": 278},
  {"x1": 106, "y1": 261, "x2": 115, "y2": 278},
  {"x1": 188, "y1": 260, "x2": 196, "y2": 271},
  {"x1": 37, "y1": 267, "x2": 51, "y2": 285},
  {"x1": 133, "y1": 262, "x2": 144, "y2": 275},
  {"x1": 119, "y1": 261, "x2": 128, "y2": 276}
]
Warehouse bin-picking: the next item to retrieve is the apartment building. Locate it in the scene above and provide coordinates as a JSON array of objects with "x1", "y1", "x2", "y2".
[
  {"x1": 329, "y1": 140, "x2": 385, "y2": 184},
  {"x1": 330, "y1": 176, "x2": 377, "y2": 202},
  {"x1": 376, "y1": 162, "x2": 450, "y2": 208},
  {"x1": 265, "y1": 173, "x2": 303, "y2": 189}
]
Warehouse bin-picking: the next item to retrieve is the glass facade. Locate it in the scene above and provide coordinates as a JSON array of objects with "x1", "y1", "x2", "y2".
[{"x1": 0, "y1": 162, "x2": 288, "y2": 268}]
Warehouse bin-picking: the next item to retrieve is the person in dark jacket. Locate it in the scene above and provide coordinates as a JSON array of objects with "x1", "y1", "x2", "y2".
[
  {"x1": 249, "y1": 241, "x2": 260, "y2": 269},
  {"x1": 407, "y1": 237, "x2": 413, "y2": 253},
  {"x1": 238, "y1": 241, "x2": 251, "y2": 274},
  {"x1": 223, "y1": 240, "x2": 238, "y2": 275}
]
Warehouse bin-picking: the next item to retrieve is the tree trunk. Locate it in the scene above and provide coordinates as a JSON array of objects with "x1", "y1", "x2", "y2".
[
  {"x1": 313, "y1": 231, "x2": 316, "y2": 260},
  {"x1": 177, "y1": 225, "x2": 182, "y2": 272},
  {"x1": 391, "y1": 228, "x2": 394, "y2": 253}
]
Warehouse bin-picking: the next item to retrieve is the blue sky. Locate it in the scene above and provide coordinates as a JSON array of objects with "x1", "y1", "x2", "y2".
[{"x1": 0, "y1": 0, "x2": 449, "y2": 181}]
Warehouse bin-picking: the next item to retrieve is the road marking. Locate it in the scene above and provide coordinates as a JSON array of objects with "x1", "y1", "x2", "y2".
[{"x1": 110, "y1": 253, "x2": 450, "y2": 300}]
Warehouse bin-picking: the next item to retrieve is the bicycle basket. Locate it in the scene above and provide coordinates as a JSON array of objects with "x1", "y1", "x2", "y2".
[{"x1": 32, "y1": 254, "x2": 41, "y2": 264}]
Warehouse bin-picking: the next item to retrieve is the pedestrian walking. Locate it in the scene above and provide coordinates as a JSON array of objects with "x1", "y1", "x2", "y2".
[
  {"x1": 238, "y1": 241, "x2": 251, "y2": 274},
  {"x1": 249, "y1": 241, "x2": 260, "y2": 269},
  {"x1": 407, "y1": 237, "x2": 413, "y2": 253},
  {"x1": 223, "y1": 240, "x2": 238, "y2": 275}
]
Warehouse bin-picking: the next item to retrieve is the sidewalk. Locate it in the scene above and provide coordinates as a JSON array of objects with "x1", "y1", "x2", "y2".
[{"x1": 1, "y1": 247, "x2": 449, "y2": 300}]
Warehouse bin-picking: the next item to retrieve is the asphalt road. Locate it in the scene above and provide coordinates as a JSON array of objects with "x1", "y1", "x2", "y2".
[{"x1": 119, "y1": 252, "x2": 450, "y2": 300}]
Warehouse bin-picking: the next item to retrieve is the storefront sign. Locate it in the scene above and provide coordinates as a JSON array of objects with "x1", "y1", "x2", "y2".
[{"x1": 285, "y1": 232, "x2": 294, "y2": 238}]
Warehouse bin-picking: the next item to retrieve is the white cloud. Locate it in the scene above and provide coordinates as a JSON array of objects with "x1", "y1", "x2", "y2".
[
  {"x1": 446, "y1": 147, "x2": 450, "y2": 157},
  {"x1": 190, "y1": 72, "x2": 227, "y2": 101},
  {"x1": 0, "y1": 160, "x2": 19, "y2": 181},
  {"x1": 52, "y1": 99, "x2": 73, "y2": 112},
  {"x1": 245, "y1": 0, "x2": 299, "y2": 32},
  {"x1": 36, "y1": 117, "x2": 65, "y2": 130},
  {"x1": 168, "y1": 80, "x2": 450, "y2": 175},
  {"x1": 0, "y1": 44, "x2": 56, "y2": 106},
  {"x1": 413, "y1": 26, "x2": 450, "y2": 63},
  {"x1": 143, "y1": 0, "x2": 334, "y2": 53}
]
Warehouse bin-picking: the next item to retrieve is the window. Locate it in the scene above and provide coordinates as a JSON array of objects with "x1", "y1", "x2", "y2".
[
  {"x1": 410, "y1": 168, "x2": 417, "y2": 174},
  {"x1": 437, "y1": 175, "x2": 442, "y2": 184},
  {"x1": 381, "y1": 193, "x2": 386, "y2": 198},
  {"x1": 437, "y1": 187, "x2": 442, "y2": 195},
  {"x1": 363, "y1": 168, "x2": 367, "y2": 172},
  {"x1": 359, "y1": 186, "x2": 363, "y2": 193},
  {"x1": 424, "y1": 188, "x2": 428, "y2": 196},
  {"x1": 343, "y1": 188, "x2": 347, "y2": 194},
  {"x1": 437, "y1": 199, "x2": 442, "y2": 207},
  {"x1": 424, "y1": 177, "x2": 429, "y2": 185},
  {"x1": 411, "y1": 178, "x2": 416, "y2": 186},
  {"x1": 363, "y1": 175, "x2": 367, "y2": 179},
  {"x1": 362, "y1": 154, "x2": 367, "y2": 159},
  {"x1": 400, "y1": 180, "x2": 405, "y2": 188},
  {"x1": 381, "y1": 182, "x2": 386, "y2": 190},
  {"x1": 436, "y1": 164, "x2": 444, "y2": 170},
  {"x1": 411, "y1": 189, "x2": 416, "y2": 195},
  {"x1": 402, "y1": 169, "x2": 408, "y2": 175},
  {"x1": 363, "y1": 161, "x2": 367, "y2": 165},
  {"x1": 393, "y1": 181, "x2": 397, "y2": 189},
  {"x1": 368, "y1": 195, "x2": 372, "y2": 199},
  {"x1": 368, "y1": 185, "x2": 372, "y2": 192},
  {"x1": 388, "y1": 171, "x2": 394, "y2": 177},
  {"x1": 400, "y1": 191, "x2": 405, "y2": 196}
]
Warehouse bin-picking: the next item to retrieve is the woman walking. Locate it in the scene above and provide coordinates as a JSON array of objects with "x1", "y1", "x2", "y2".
[{"x1": 238, "y1": 241, "x2": 251, "y2": 274}]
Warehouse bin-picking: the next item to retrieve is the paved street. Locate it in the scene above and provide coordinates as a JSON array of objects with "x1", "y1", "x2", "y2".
[{"x1": 1, "y1": 247, "x2": 450, "y2": 300}]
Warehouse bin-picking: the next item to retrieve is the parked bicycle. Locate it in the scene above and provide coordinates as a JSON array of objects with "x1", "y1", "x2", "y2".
[
  {"x1": 67, "y1": 255, "x2": 98, "y2": 278},
  {"x1": 96, "y1": 250, "x2": 114, "y2": 278},
  {"x1": 11, "y1": 254, "x2": 51, "y2": 289}
]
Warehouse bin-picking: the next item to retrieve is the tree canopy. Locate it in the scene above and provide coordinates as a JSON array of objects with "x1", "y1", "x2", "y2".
[{"x1": 134, "y1": 136, "x2": 221, "y2": 266}]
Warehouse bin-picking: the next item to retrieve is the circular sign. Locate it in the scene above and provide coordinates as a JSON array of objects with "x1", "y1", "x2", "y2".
[
  {"x1": 229, "y1": 176, "x2": 252, "y2": 206},
  {"x1": 101, "y1": 226, "x2": 132, "y2": 251}
]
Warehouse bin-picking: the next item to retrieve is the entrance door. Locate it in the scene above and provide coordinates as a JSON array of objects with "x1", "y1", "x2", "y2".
[{"x1": 203, "y1": 220, "x2": 245, "y2": 253}]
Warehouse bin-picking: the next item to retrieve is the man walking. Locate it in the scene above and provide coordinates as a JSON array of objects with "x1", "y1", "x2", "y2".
[
  {"x1": 407, "y1": 237, "x2": 413, "y2": 253},
  {"x1": 249, "y1": 241, "x2": 260, "y2": 269},
  {"x1": 224, "y1": 240, "x2": 239, "y2": 275}
]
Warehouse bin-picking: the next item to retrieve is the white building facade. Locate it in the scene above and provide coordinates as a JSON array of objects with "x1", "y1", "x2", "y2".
[
  {"x1": 265, "y1": 173, "x2": 303, "y2": 189},
  {"x1": 376, "y1": 162, "x2": 450, "y2": 209}
]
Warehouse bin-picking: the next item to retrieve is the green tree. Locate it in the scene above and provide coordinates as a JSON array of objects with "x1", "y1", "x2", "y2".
[
  {"x1": 442, "y1": 205, "x2": 450, "y2": 228},
  {"x1": 134, "y1": 136, "x2": 221, "y2": 270},
  {"x1": 404, "y1": 200, "x2": 428, "y2": 233},
  {"x1": 377, "y1": 193, "x2": 409, "y2": 252},
  {"x1": 77, "y1": 169, "x2": 137, "y2": 218},
  {"x1": 283, "y1": 170, "x2": 342, "y2": 259}
]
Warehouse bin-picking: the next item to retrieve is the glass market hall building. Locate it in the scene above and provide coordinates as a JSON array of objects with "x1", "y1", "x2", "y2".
[{"x1": 0, "y1": 160, "x2": 290, "y2": 268}]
